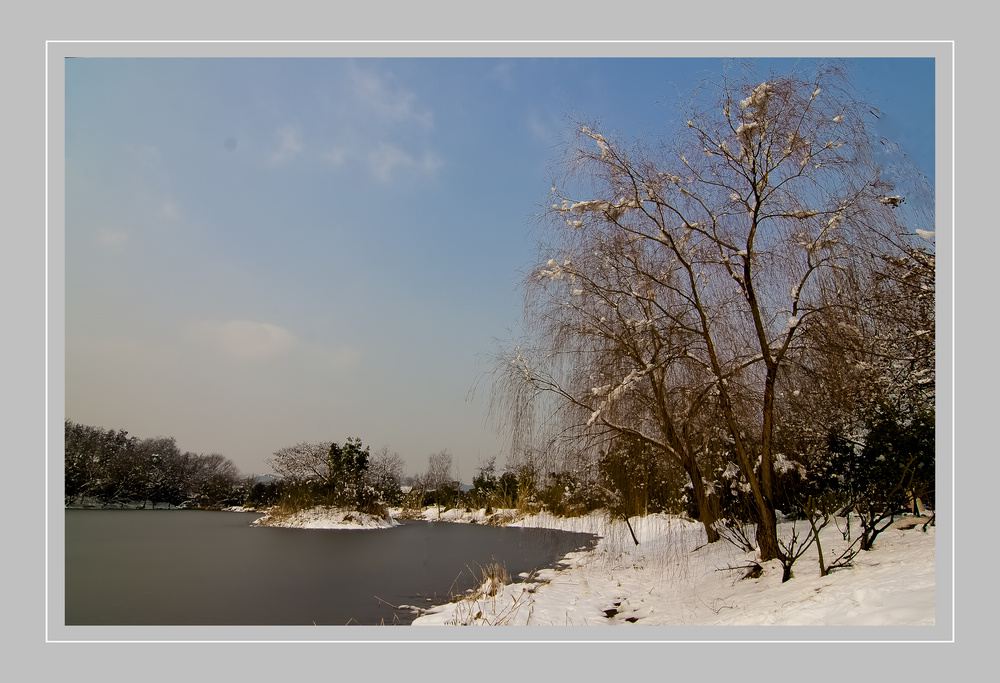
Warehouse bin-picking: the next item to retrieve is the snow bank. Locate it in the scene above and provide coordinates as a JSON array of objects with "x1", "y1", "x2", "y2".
[
  {"x1": 411, "y1": 512, "x2": 936, "y2": 627},
  {"x1": 249, "y1": 505, "x2": 935, "y2": 626},
  {"x1": 251, "y1": 506, "x2": 399, "y2": 529},
  {"x1": 388, "y1": 506, "x2": 527, "y2": 526}
]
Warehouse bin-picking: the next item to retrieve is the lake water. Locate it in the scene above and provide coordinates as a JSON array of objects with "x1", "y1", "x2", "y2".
[{"x1": 64, "y1": 509, "x2": 597, "y2": 626}]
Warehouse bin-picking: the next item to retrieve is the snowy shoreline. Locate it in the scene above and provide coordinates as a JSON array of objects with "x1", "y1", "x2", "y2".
[
  {"x1": 245, "y1": 504, "x2": 531, "y2": 529},
  {"x1": 249, "y1": 506, "x2": 401, "y2": 529},
  {"x1": 410, "y1": 510, "x2": 936, "y2": 626},
  {"x1": 242, "y1": 504, "x2": 936, "y2": 627}
]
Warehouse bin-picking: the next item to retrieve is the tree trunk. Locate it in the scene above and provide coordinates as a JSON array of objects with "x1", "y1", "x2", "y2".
[
  {"x1": 624, "y1": 514, "x2": 640, "y2": 546},
  {"x1": 753, "y1": 369, "x2": 782, "y2": 561},
  {"x1": 703, "y1": 513, "x2": 721, "y2": 543},
  {"x1": 755, "y1": 503, "x2": 781, "y2": 561},
  {"x1": 685, "y1": 458, "x2": 720, "y2": 543}
]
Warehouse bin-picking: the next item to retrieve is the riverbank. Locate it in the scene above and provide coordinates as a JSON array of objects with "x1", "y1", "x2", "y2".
[
  {"x1": 246, "y1": 504, "x2": 525, "y2": 529},
  {"x1": 410, "y1": 510, "x2": 937, "y2": 626},
  {"x1": 244, "y1": 503, "x2": 937, "y2": 626}
]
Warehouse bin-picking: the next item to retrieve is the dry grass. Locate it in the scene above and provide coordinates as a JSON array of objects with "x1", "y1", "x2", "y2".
[
  {"x1": 483, "y1": 510, "x2": 523, "y2": 527},
  {"x1": 443, "y1": 562, "x2": 539, "y2": 626}
]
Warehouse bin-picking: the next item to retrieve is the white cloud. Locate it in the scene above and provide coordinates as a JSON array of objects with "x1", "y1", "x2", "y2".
[
  {"x1": 526, "y1": 109, "x2": 561, "y2": 144},
  {"x1": 368, "y1": 143, "x2": 442, "y2": 182},
  {"x1": 308, "y1": 64, "x2": 445, "y2": 182},
  {"x1": 350, "y1": 66, "x2": 433, "y2": 128},
  {"x1": 324, "y1": 146, "x2": 349, "y2": 167},
  {"x1": 189, "y1": 319, "x2": 362, "y2": 373},
  {"x1": 268, "y1": 125, "x2": 304, "y2": 166},
  {"x1": 193, "y1": 319, "x2": 297, "y2": 362},
  {"x1": 489, "y1": 61, "x2": 517, "y2": 91},
  {"x1": 368, "y1": 143, "x2": 411, "y2": 181}
]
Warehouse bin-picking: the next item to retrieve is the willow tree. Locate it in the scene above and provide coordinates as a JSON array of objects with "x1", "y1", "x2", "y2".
[{"x1": 493, "y1": 62, "x2": 930, "y2": 560}]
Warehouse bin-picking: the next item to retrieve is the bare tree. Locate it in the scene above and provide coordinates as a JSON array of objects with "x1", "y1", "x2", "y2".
[
  {"x1": 187, "y1": 453, "x2": 242, "y2": 507},
  {"x1": 425, "y1": 450, "x2": 455, "y2": 516},
  {"x1": 267, "y1": 441, "x2": 334, "y2": 483},
  {"x1": 65, "y1": 420, "x2": 132, "y2": 505},
  {"x1": 365, "y1": 446, "x2": 406, "y2": 505},
  {"x1": 493, "y1": 61, "x2": 931, "y2": 561}
]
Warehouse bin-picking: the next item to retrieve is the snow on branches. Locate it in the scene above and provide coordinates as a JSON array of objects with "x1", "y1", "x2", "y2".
[
  {"x1": 735, "y1": 82, "x2": 773, "y2": 159},
  {"x1": 538, "y1": 258, "x2": 574, "y2": 282}
]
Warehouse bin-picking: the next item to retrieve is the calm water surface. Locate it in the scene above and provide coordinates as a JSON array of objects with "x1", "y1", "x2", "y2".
[{"x1": 65, "y1": 510, "x2": 597, "y2": 625}]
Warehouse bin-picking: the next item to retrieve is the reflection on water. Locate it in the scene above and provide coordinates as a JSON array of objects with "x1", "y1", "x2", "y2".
[{"x1": 65, "y1": 510, "x2": 597, "y2": 625}]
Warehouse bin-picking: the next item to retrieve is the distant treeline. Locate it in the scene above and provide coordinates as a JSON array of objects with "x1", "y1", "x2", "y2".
[{"x1": 64, "y1": 420, "x2": 250, "y2": 509}]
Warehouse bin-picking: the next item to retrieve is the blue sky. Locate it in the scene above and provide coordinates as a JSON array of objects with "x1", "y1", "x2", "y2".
[{"x1": 63, "y1": 56, "x2": 936, "y2": 479}]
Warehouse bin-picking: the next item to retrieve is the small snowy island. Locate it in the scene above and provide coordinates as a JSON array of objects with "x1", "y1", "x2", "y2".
[{"x1": 249, "y1": 505, "x2": 400, "y2": 529}]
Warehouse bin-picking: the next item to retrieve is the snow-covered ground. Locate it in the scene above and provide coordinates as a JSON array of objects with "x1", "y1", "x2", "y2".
[
  {"x1": 247, "y1": 504, "x2": 520, "y2": 529},
  {"x1": 249, "y1": 505, "x2": 399, "y2": 529},
  {"x1": 408, "y1": 510, "x2": 936, "y2": 627},
  {"x1": 242, "y1": 504, "x2": 935, "y2": 627}
]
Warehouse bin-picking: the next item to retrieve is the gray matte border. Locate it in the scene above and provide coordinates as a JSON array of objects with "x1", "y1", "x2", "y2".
[{"x1": 47, "y1": 39, "x2": 954, "y2": 645}]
